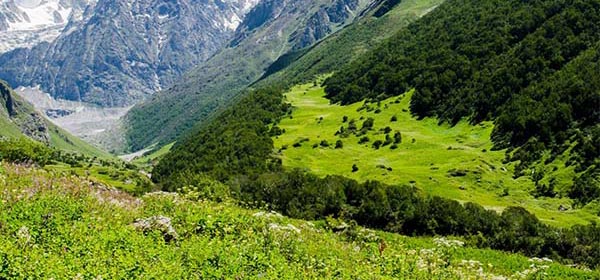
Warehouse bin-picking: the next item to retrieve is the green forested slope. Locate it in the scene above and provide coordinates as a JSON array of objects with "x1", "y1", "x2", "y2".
[{"x1": 324, "y1": 0, "x2": 600, "y2": 205}]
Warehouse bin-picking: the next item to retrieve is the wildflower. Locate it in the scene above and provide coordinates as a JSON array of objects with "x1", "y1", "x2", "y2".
[
  {"x1": 16, "y1": 226, "x2": 31, "y2": 244},
  {"x1": 433, "y1": 237, "x2": 464, "y2": 248},
  {"x1": 253, "y1": 211, "x2": 283, "y2": 219},
  {"x1": 460, "y1": 259, "x2": 482, "y2": 268},
  {"x1": 268, "y1": 223, "x2": 300, "y2": 234}
]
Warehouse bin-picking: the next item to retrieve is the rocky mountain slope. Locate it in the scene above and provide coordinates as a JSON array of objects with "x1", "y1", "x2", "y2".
[
  {"x1": 124, "y1": 0, "x2": 374, "y2": 151},
  {"x1": 0, "y1": 80, "x2": 49, "y2": 143},
  {"x1": 0, "y1": 0, "x2": 259, "y2": 107},
  {"x1": 257, "y1": 0, "x2": 442, "y2": 89},
  {"x1": 0, "y1": 80, "x2": 112, "y2": 158}
]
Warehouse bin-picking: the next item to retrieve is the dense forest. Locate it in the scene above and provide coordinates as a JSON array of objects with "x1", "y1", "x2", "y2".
[{"x1": 152, "y1": 87, "x2": 289, "y2": 185}]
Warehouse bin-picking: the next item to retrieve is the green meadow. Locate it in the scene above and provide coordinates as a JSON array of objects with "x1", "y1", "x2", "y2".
[
  {"x1": 273, "y1": 83, "x2": 599, "y2": 227},
  {"x1": 133, "y1": 142, "x2": 175, "y2": 169}
]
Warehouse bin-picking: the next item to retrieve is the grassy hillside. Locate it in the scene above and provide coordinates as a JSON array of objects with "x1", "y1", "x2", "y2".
[
  {"x1": 273, "y1": 83, "x2": 599, "y2": 227},
  {"x1": 0, "y1": 115, "x2": 26, "y2": 139},
  {"x1": 323, "y1": 0, "x2": 600, "y2": 206},
  {"x1": 1, "y1": 162, "x2": 597, "y2": 278},
  {"x1": 0, "y1": 85, "x2": 25, "y2": 139},
  {"x1": 47, "y1": 125, "x2": 114, "y2": 159},
  {"x1": 132, "y1": 142, "x2": 175, "y2": 171}
]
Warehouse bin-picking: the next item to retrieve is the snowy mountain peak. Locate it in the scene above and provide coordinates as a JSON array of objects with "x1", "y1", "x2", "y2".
[{"x1": 0, "y1": 0, "x2": 93, "y2": 53}]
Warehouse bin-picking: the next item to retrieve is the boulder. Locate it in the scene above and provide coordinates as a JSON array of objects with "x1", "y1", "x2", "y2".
[{"x1": 132, "y1": 216, "x2": 178, "y2": 242}]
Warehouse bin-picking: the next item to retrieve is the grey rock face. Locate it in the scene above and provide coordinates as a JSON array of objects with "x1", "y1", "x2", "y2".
[
  {"x1": 0, "y1": 0, "x2": 259, "y2": 107},
  {"x1": 289, "y1": 0, "x2": 360, "y2": 50}
]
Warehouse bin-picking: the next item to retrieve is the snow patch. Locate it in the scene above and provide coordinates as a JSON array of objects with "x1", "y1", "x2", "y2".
[{"x1": 0, "y1": 0, "x2": 94, "y2": 52}]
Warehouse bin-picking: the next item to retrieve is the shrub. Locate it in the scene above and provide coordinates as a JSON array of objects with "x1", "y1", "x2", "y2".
[
  {"x1": 394, "y1": 132, "x2": 402, "y2": 144},
  {"x1": 381, "y1": 134, "x2": 391, "y2": 145},
  {"x1": 372, "y1": 140, "x2": 383, "y2": 149},
  {"x1": 0, "y1": 138, "x2": 52, "y2": 166},
  {"x1": 361, "y1": 118, "x2": 375, "y2": 131}
]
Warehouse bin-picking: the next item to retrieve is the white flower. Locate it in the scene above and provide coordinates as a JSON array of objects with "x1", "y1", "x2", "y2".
[
  {"x1": 16, "y1": 226, "x2": 31, "y2": 244},
  {"x1": 253, "y1": 211, "x2": 283, "y2": 219},
  {"x1": 268, "y1": 223, "x2": 300, "y2": 234},
  {"x1": 460, "y1": 259, "x2": 482, "y2": 268},
  {"x1": 433, "y1": 237, "x2": 464, "y2": 248}
]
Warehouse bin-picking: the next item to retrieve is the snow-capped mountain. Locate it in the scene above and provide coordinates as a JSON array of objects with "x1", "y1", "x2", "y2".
[
  {"x1": 0, "y1": 0, "x2": 94, "y2": 53},
  {"x1": 0, "y1": 0, "x2": 260, "y2": 106}
]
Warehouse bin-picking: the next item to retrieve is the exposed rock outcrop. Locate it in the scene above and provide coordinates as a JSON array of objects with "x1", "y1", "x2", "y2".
[{"x1": 132, "y1": 216, "x2": 179, "y2": 242}]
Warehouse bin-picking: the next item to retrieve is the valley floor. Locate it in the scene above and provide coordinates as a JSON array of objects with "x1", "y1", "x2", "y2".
[{"x1": 273, "y1": 84, "x2": 599, "y2": 227}]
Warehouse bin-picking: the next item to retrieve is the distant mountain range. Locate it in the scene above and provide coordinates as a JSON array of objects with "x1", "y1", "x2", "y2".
[{"x1": 0, "y1": 0, "x2": 259, "y2": 107}]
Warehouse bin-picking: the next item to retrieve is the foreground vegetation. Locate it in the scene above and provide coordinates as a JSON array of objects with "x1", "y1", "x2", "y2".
[
  {"x1": 0, "y1": 138, "x2": 153, "y2": 195},
  {"x1": 1, "y1": 162, "x2": 598, "y2": 278}
]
